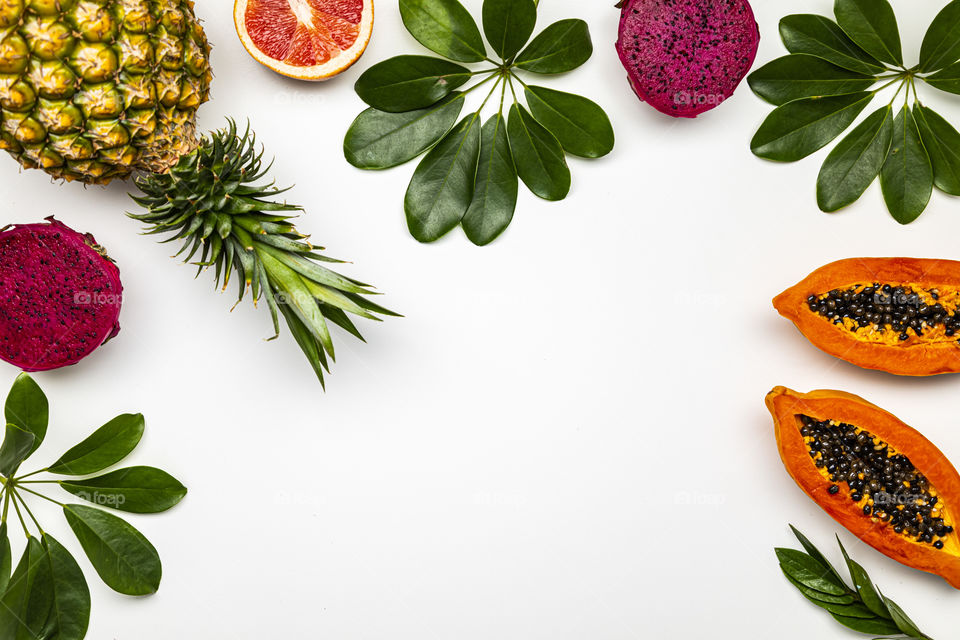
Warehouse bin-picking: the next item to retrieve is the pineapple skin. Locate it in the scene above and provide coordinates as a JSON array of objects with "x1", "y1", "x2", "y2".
[{"x1": 0, "y1": 0, "x2": 212, "y2": 183}]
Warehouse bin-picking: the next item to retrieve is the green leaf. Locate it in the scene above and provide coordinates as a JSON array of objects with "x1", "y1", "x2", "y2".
[
  {"x1": 817, "y1": 105, "x2": 894, "y2": 212},
  {"x1": 829, "y1": 612, "x2": 902, "y2": 636},
  {"x1": 785, "y1": 577, "x2": 877, "y2": 619},
  {"x1": 60, "y1": 466, "x2": 187, "y2": 514},
  {"x1": 399, "y1": 0, "x2": 486, "y2": 63},
  {"x1": 836, "y1": 538, "x2": 889, "y2": 619},
  {"x1": 751, "y1": 92, "x2": 874, "y2": 161},
  {"x1": 0, "y1": 522, "x2": 10, "y2": 595},
  {"x1": 914, "y1": 103, "x2": 960, "y2": 195},
  {"x1": 41, "y1": 534, "x2": 90, "y2": 640},
  {"x1": 747, "y1": 54, "x2": 875, "y2": 105},
  {"x1": 883, "y1": 597, "x2": 933, "y2": 639},
  {"x1": 923, "y1": 60, "x2": 960, "y2": 95},
  {"x1": 5, "y1": 373, "x2": 47, "y2": 456},
  {"x1": 779, "y1": 14, "x2": 886, "y2": 75},
  {"x1": 404, "y1": 114, "x2": 482, "y2": 242},
  {"x1": 789, "y1": 525, "x2": 846, "y2": 586},
  {"x1": 482, "y1": 0, "x2": 536, "y2": 60},
  {"x1": 47, "y1": 413, "x2": 145, "y2": 476},
  {"x1": 515, "y1": 19, "x2": 592, "y2": 74},
  {"x1": 524, "y1": 85, "x2": 614, "y2": 158},
  {"x1": 0, "y1": 423, "x2": 35, "y2": 478},
  {"x1": 833, "y1": 0, "x2": 902, "y2": 66},
  {"x1": 507, "y1": 103, "x2": 570, "y2": 201},
  {"x1": 344, "y1": 93, "x2": 465, "y2": 170},
  {"x1": 784, "y1": 573, "x2": 856, "y2": 604},
  {"x1": 920, "y1": 0, "x2": 960, "y2": 72},
  {"x1": 462, "y1": 113, "x2": 518, "y2": 246},
  {"x1": 775, "y1": 548, "x2": 848, "y2": 595},
  {"x1": 880, "y1": 106, "x2": 933, "y2": 224},
  {"x1": 63, "y1": 503, "x2": 162, "y2": 595},
  {"x1": 0, "y1": 537, "x2": 51, "y2": 640},
  {"x1": 354, "y1": 55, "x2": 472, "y2": 112}
]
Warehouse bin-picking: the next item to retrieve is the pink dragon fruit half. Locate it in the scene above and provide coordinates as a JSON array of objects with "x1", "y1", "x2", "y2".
[
  {"x1": 616, "y1": 0, "x2": 760, "y2": 118},
  {"x1": 0, "y1": 217, "x2": 122, "y2": 371}
]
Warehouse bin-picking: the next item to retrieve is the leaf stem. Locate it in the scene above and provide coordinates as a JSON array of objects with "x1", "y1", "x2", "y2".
[
  {"x1": 15, "y1": 485, "x2": 64, "y2": 508},
  {"x1": 16, "y1": 480, "x2": 59, "y2": 484},
  {"x1": 1, "y1": 486, "x2": 8, "y2": 524},
  {"x1": 10, "y1": 491, "x2": 28, "y2": 538},
  {"x1": 13, "y1": 468, "x2": 47, "y2": 482},
  {"x1": 11, "y1": 490, "x2": 42, "y2": 535}
]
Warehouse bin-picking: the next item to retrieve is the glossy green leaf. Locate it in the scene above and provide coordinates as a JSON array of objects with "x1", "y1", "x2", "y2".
[
  {"x1": 836, "y1": 538, "x2": 889, "y2": 619},
  {"x1": 60, "y1": 466, "x2": 187, "y2": 514},
  {"x1": 751, "y1": 92, "x2": 874, "y2": 161},
  {"x1": 775, "y1": 548, "x2": 848, "y2": 595},
  {"x1": 789, "y1": 525, "x2": 846, "y2": 586},
  {"x1": 354, "y1": 55, "x2": 472, "y2": 112},
  {"x1": 920, "y1": 0, "x2": 960, "y2": 72},
  {"x1": 515, "y1": 19, "x2": 592, "y2": 74},
  {"x1": 817, "y1": 105, "x2": 894, "y2": 212},
  {"x1": 47, "y1": 413, "x2": 145, "y2": 476},
  {"x1": 0, "y1": 537, "x2": 50, "y2": 640},
  {"x1": 880, "y1": 107, "x2": 933, "y2": 224},
  {"x1": 829, "y1": 612, "x2": 902, "y2": 635},
  {"x1": 784, "y1": 574, "x2": 855, "y2": 604},
  {"x1": 404, "y1": 114, "x2": 482, "y2": 242},
  {"x1": 399, "y1": 0, "x2": 486, "y2": 63},
  {"x1": 4, "y1": 373, "x2": 47, "y2": 456},
  {"x1": 923, "y1": 60, "x2": 960, "y2": 95},
  {"x1": 747, "y1": 54, "x2": 875, "y2": 105},
  {"x1": 914, "y1": 103, "x2": 960, "y2": 195},
  {"x1": 344, "y1": 93, "x2": 465, "y2": 169},
  {"x1": 779, "y1": 14, "x2": 885, "y2": 75},
  {"x1": 883, "y1": 597, "x2": 933, "y2": 639},
  {"x1": 0, "y1": 522, "x2": 10, "y2": 595},
  {"x1": 524, "y1": 85, "x2": 614, "y2": 158},
  {"x1": 462, "y1": 113, "x2": 518, "y2": 246},
  {"x1": 0, "y1": 423, "x2": 35, "y2": 478},
  {"x1": 833, "y1": 0, "x2": 902, "y2": 66},
  {"x1": 64, "y1": 503, "x2": 162, "y2": 595},
  {"x1": 483, "y1": 0, "x2": 536, "y2": 60},
  {"x1": 787, "y1": 582, "x2": 877, "y2": 619},
  {"x1": 41, "y1": 534, "x2": 90, "y2": 640},
  {"x1": 508, "y1": 103, "x2": 570, "y2": 200}
]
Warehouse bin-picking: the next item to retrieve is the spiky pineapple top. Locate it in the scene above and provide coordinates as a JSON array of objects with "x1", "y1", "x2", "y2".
[
  {"x1": 0, "y1": 0, "x2": 211, "y2": 182},
  {"x1": 131, "y1": 121, "x2": 398, "y2": 386}
]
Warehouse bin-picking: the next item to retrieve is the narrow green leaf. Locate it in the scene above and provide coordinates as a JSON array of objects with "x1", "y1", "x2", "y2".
[
  {"x1": 923, "y1": 60, "x2": 960, "y2": 95},
  {"x1": 5, "y1": 373, "x2": 47, "y2": 456},
  {"x1": 278, "y1": 304, "x2": 327, "y2": 387},
  {"x1": 883, "y1": 597, "x2": 933, "y2": 639},
  {"x1": 515, "y1": 19, "x2": 592, "y2": 74},
  {"x1": 751, "y1": 92, "x2": 874, "y2": 161},
  {"x1": 47, "y1": 413, "x2": 145, "y2": 476},
  {"x1": 784, "y1": 577, "x2": 877, "y2": 619},
  {"x1": 60, "y1": 466, "x2": 187, "y2": 514},
  {"x1": 833, "y1": 0, "x2": 902, "y2": 66},
  {"x1": 779, "y1": 14, "x2": 886, "y2": 74},
  {"x1": 920, "y1": 0, "x2": 960, "y2": 72},
  {"x1": 784, "y1": 573, "x2": 856, "y2": 604},
  {"x1": 399, "y1": 0, "x2": 486, "y2": 63},
  {"x1": 747, "y1": 54, "x2": 875, "y2": 105},
  {"x1": 817, "y1": 105, "x2": 894, "y2": 212},
  {"x1": 829, "y1": 612, "x2": 902, "y2": 635},
  {"x1": 63, "y1": 503, "x2": 162, "y2": 596},
  {"x1": 0, "y1": 522, "x2": 10, "y2": 595},
  {"x1": 41, "y1": 534, "x2": 90, "y2": 640},
  {"x1": 789, "y1": 525, "x2": 846, "y2": 586},
  {"x1": 0, "y1": 537, "x2": 50, "y2": 640},
  {"x1": 914, "y1": 103, "x2": 960, "y2": 195},
  {"x1": 775, "y1": 548, "x2": 849, "y2": 595},
  {"x1": 880, "y1": 106, "x2": 933, "y2": 224},
  {"x1": 462, "y1": 113, "x2": 518, "y2": 246},
  {"x1": 482, "y1": 0, "x2": 536, "y2": 60},
  {"x1": 344, "y1": 93, "x2": 465, "y2": 169},
  {"x1": 404, "y1": 114, "x2": 482, "y2": 242},
  {"x1": 524, "y1": 85, "x2": 614, "y2": 158},
  {"x1": 354, "y1": 55, "x2": 472, "y2": 112},
  {"x1": 0, "y1": 424, "x2": 34, "y2": 478},
  {"x1": 837, "y1": 538, "x2": 890, "y2": 619},
  {"x1": 259, "y1": 251, "x2": 335, "y2": 360},
  {"x1": 507, "y1": 103, "x2": 570, "y2": 201}
]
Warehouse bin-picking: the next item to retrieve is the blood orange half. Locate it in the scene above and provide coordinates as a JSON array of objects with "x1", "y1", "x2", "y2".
[{"x1": 235, "y1": 0, "x2": 373, "y2": 80}]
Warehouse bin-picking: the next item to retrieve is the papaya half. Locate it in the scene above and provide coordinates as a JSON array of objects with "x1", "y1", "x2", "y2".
[
  {"x1": 767, "y1": 386, "x2": 960, "y2": 588},
  {"x1": 773, "y1": 258, "x2": 960, "y2": 376}
]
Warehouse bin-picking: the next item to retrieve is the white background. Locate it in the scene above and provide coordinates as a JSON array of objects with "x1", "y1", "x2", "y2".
[{"x1": 3, "y1": 0, "x2": 960, "y2": 637}]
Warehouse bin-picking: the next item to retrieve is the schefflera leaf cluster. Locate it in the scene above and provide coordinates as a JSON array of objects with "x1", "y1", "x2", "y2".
[
  {"x1": 0, "y1": 374, "x2": 186, "y2": 640},
  {"x1": 344, "y1": 0, "x2": 614, "y2": 245},
  {"x1": 749, "y1": 0, "x2": 960, "y2": 224}
]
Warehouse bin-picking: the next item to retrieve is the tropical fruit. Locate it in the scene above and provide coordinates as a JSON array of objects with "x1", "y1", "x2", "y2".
[
  {"x1": 0, "y1": 218, "x2": 122, "y2": 370},
  {"x1": 615, "y1": 0, "x2": 760, "y2": 117},
  {"x1": 234, "y1": 0, "x2": 373, "y2": 80}
]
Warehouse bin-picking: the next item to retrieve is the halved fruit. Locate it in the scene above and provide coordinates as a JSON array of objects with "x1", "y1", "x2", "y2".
[
  {"x1": 235, "y1": 0, "x2": 373, "y2": 80},
  {"x1": 767, "y1": 386, "x2": 960, "y2": 589}
]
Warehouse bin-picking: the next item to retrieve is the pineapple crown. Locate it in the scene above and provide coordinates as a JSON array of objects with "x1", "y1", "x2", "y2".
[{"x1": 129, "y1": 120, "x2": 398, "y2": 386}]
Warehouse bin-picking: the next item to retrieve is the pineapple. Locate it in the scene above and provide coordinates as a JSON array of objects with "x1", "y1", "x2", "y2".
[{"x1": 0, "y1": 0, "x2": 394, "y2": 385}]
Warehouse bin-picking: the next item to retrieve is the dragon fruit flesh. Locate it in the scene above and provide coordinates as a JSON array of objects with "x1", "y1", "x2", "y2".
[
  {"x1": 616, "y1": 0, "x2": 760, "y2": 118},
  {"x1": 0, "y1": 218, "x2": 122, "y2": 371}
]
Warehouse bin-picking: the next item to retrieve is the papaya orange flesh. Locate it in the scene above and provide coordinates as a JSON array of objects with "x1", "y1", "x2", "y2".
[
  {"x1": 767, "y1": 386, "x2": 960, "y2": 589},
  {"x1": 773, "y1": 258, "x2": 960, "y2": 376}
]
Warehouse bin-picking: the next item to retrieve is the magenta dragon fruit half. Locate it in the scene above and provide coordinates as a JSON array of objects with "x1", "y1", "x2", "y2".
[
  {"x1": 616, "y1": 0, "x2": 760, "y2": 118},
  {"x1": 0, "y1": 217, "x2": 122, "y2": 371}
]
